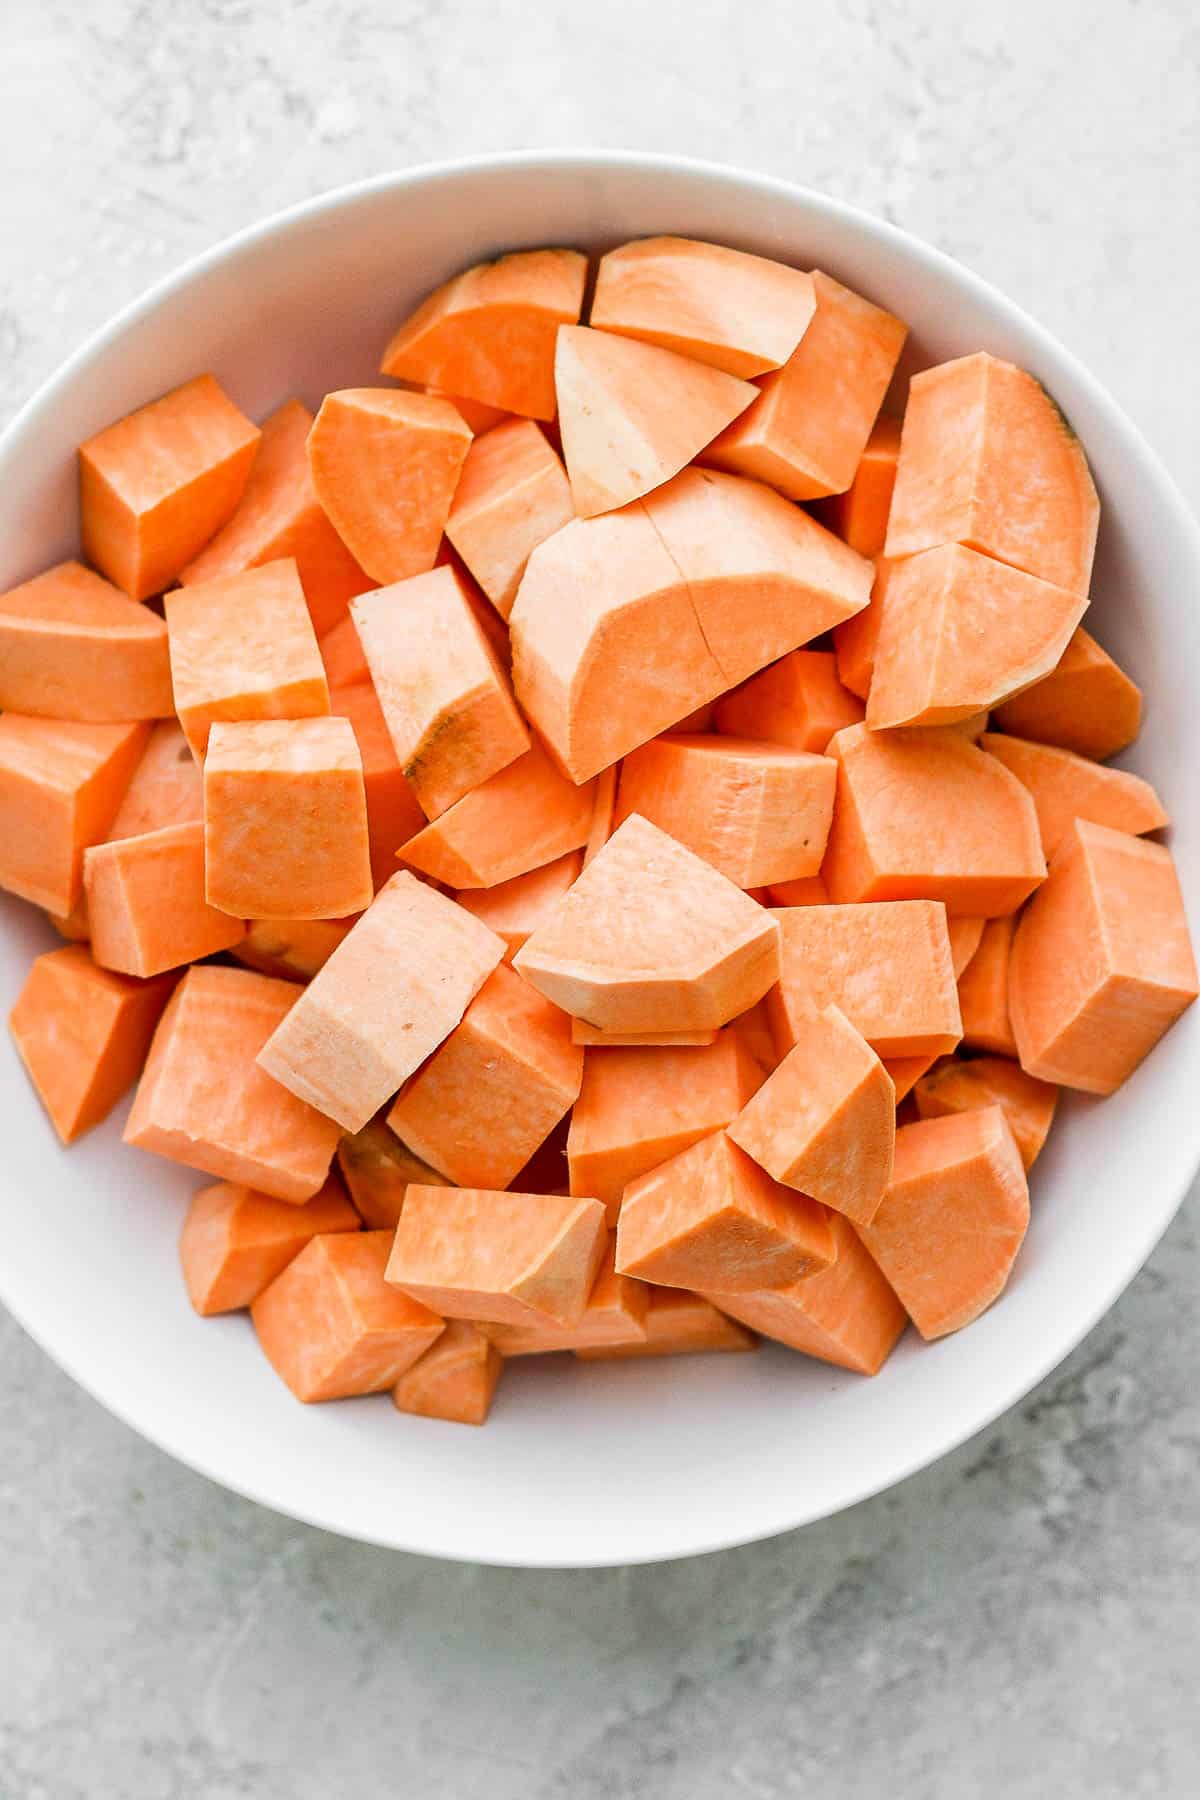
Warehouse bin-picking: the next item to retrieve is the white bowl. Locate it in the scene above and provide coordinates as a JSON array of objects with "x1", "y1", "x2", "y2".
[{"x1": 2, "y1": 152, "x2": 1198, "y2": 1569}]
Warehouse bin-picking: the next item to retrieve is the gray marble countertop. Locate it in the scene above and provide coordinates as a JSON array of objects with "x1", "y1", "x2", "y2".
[{"x1": 2, "y1": 3, "x2": 1198, "y2": 1794}]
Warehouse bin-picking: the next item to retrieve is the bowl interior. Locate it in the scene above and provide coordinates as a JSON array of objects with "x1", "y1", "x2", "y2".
[{"x1": 2, "y1": 154, "x2": 1198, "y2": 1567}]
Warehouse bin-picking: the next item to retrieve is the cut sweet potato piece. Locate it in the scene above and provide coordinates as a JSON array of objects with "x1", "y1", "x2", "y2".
[
  {"x1": 584, "y1": 765, "x2": 617, "y2": 867},
  {"x1": 957, "y1": 916, "x2": 1018, "y2": 1056},
  {"x1": 387, "y1": 1185, "x2": 607, "y2": 1328},
  {"x1": 307, "y1": 389, "x2": 472, "y2": 585},
  {"x1": 948, "y1": 915, "x2": 986, "y2": 978},
  {"x1": 823, "y1": 722, "x2": 1046, "y2": 916},
  {"x1": 393, "y1": 1321, "x2": 503, "y2": 1425},
  {"x1": 979, "y1": 731, "x2": 1168, "y2": 859},
  {"x1": 256, "y1": 871, "x2": 504, "y2": 1133},
  {"x1": 711, "y1": 1212, "x2": 907, "y2": 1374},
  {"x1": 867, "y1": 543, "x2": 1088, "y2": 730},
  {"x1": 514, "y1": 814, "x2": 781, "y2": 1033},
  {"x1": 859, "y1": 1107, "x2": 1029, "y2": 1340},
  {"x1": 179, "y1": 1176, "x2": 360, "y2": 1316},
  {"x1": 164, "y1": 558, "x2": 329, "y2": 758},
  {"x1": 426, "y1": 388, "x2": 510, "y2": 435},
  {"x1": 577, "y1": 1286, "x2": 756, "y2": 1359},
  {"x1": 991, "y1": 627, "x2": 1141, "y2": 761},
  {"x1": 0, "y1": 559, "x2": 173, "y2": 721},
  {"x1": 444, "y1": 418, "x2": 573, "y2": 619},
  {"x1": 79, "y1": 373, "x2": 260, "y2": 599},
  {"x1": 567, "y1": 1031, "x2": 761, "y2": 1222},
  {"x1": 318, "y1": 613, "x2": 369, "y2": 689},
  {"x1": 9, "y1": 945, "x2": 174, "y2": 1143},
  {"x1": 555, "y1": 325, "x2": 756, "y2": 517},
  {"x1": 178, "y1": 398, "x2": 373, "y2": 634},
  {"x1": 883, "y1": 1053, "x2": 938, "y2": 1104},
  {"x1": 766, "y1": 874, "x2": 828, "y2": 908},
  {"x1": 768, "y1": 900, "x2": 961, "y2": 1061},
  {"x1": 1009, "y1": 818, "x2": 1198, "y2": 1093},
  {"x1": 915, "y1": 1056, "x2": 1058, "y2": 1171},
  {"x1": 46, "y1": 891, "x2": 90, "y2": 942},
  {"x1": 400, "y1": 740, "x2": 594, "y2": 889},
  {"x1": 453, "y1": 850, "x2": 582, "y2": 962},
  {"x1": 616, "y1": 733, "x2": 835, "y2": 888},
  {"x1": 328, "y1": 681, "x2": 425, "y2": 890},
  {"x1": 704, "y1": 271, "x2": 907, "y2": 500},
  {"x1": 232, "y1": 916, "x2": 356, "y2": 984},
  {"x1": 85, "y1": 821, "x2": 245, "y2": 976},
  {"x1": 715, "y1": 648, "x2": 864, "y2": 754},
  {"x1": 570, "y1": 1022, "x2": 719, "y2": 1047},
  {"x1": 483, "y1": 1240, "x2": 649, "y2": 1355},
  {"x1": 336, "y1": 1119, "x2": 449, "y2": 1230},
  {"x1": 615, "y1": 1129, "x2": 834, "y2": 1294},
  {"x1": 252, "y1": 1231, "x2": 444, "y2": 1402},
  {"x1": 731, "y1": 996, "x2": 780, "y2": 1077},
  {"x1": 729, "y1": 1004, "x2": 894, "y2": 1225},
  {"x1": 886, "y1": 353, "x2": 1099, "y2": 595},
  {"x1": 203, "y1": 717, "x2": 373, "y2": 921},
  {"x1": 811, "y1": 414, "x2": 902, "y2": 558},
  {"x1": 107, "y1": 721, "x2": 202, "y2": 841},
  {"x1": 351, "y1": 564, "x2": 528, "y2": 819},
  {"x1": 0, "y1": 714, "x2": 149, "y2": 913},
  {"x1": 832, "y1": 556, "x2": 892, "y2": 700},
  {"x1": 380, "y1": 249, "x2": 587, "y2": 421},
  {"x1": 124, "y1": 964, "x2": 342, "y2": 1200}
]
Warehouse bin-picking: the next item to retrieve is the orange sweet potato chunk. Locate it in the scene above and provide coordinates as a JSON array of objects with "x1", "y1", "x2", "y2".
[
  {"x1": 957, "y1": 916, "x2": 1018, "y2": 1056},
  {"x1": 387, "y1": 1185, "x2": 607, "y2": 1328},
  {"x1": 711, "y1": 1211, "x2": 907, "y2": 1374},
  {"x1": 107, "y1": 720, "x2": 202, "y2": 841},
  {"x1": 0, "y1": 715, "x2": 149, "y2": 913},
  {"x1": 454, "y1": 850, "x2": 582, "y2": 961},
  {"x1": 732, "y1": 995, "x2": 781, "y2": 1077},
  {"x1": 387, "y1": 964, "x2": 583, "y2": 1189},
  {"x1": 257, "y1": 871, "x2": 504, "y2": 1133},
  {"x1": 615, "y1": 1129, "x2": 834, "y2": 1294},
  {"x1": 729, "y1": 1004, "x2": 895, "y2": 1226},
  {"x1": 9, "y1": 945, "x2": 174, "y2": 1143},
  {"x1": 514, "y1": 814, "x2": 782, "y2": 1033},
  {"x1": 252, "y1": 1231, "x2": 444, "y2": 1402},
  {"x1": 79, "y1": 374, "x2": 260, "y2": 600},
  {"x1": 823, "y1": 722, "x2": 1046, "y2": 916},
  {"x1": 380, "y1": 249, "x2": 587, "y2": 420},
  {"x1": 46, "y1": 890, "x2": 91, "y2": 942},
  {"x1": 883, "y1": 1053, "x2": 938, "y2": 1104},
  {"x1": 704, "y1": 271, "x2": 907, "y2": 500},
  {"x1": 859, "y1": 1107, "x2": 1029, "y2": 1340},
  {"x1": 164, "y1": 558, "x2": 329, "y2": 758},
  {"x1": 0, "y1": 560, "x2": 173, "y2": 721},
  {"x1": 886, "y1": 353, "x2": 1099, "y2": 596},
  {"x1": 318, "y1": 613, "x2": 369, "y2": 689},
  {"x1": 85, "y1": 821, "x2": 245, "y2": 976},
  {"x1": 570, "y1": 1022, "x2": 719, "y2": 1047},
  {"x1": 766, "y1": 874, "x2": 828, "y2": 908},
  {"x1": 400, "y1": 741, "x2": 594, "y2": 889},
  {"x1": 948, "y1": 916, "x2": 986, "y2": 978},
  {"x1": 616, "y1": 733, "x2": 835, "y2": 889},
  {"x1": 351, "y1": 564, "x2": 529, "y2": 819},
  {"x1": 179, "y1": 1176, "x2": 360, "y2": 1316},
  {"x1": 979, "y1": 732, "x2": 1168, "y2": 859},
  {"x1": 328, "y1": 681, "x2": 425, "y2": 890},
  {"x1": 867, "y1": 543, "x2": 1088, "y2": 729},
  {"x1": 991, "y1": 627, "x2": 1141, "y2": 762},
  {"x1": 915, "y1": 1056, "x2": 1058, "y2": 1171},
  {"x1": 1009, "y1": 818, "x2": 1198, "y2": 1093},
  {"x1": 812, "y1": 414, "x2": 902, "y2": 558},
  {"x1": 444, "y1": 418, "x2": 573, "y2": 619},
  {"x1": 590, "y1": 236, "x2": 817, "y2": 378},
  {"x1": 393, "y1": 1321, "x2": 504, "y2": 1425},
  {"x1": 336, "y1": 1119, "x2": 449, "y2": 1230},
  {"x1": 125, "y1": 964, "x2": 343, "y2": 1201},
  {"x1": 715, "y1": 648, "x2": 864, "y2": 754},
  {"x1": 577, "y1": 1285, "x2": 757, "y2": 1360},
  {"x1": 426, "y1": 388, "x2": 511, "y2": 435},
  {"x1": 832, "y1": 556, "x2": 892, "y2": 700},
  {"x1": 483, "y1": 1239, "x2": 649, "y2": 1355},
  {"x1": 232, "y1": 916, "x2": 356, "y2": 984},
  {"x1": 555, "y1": 325, "x2": 756, "y2": 516},
  {"x1": 567, "y1": 1031, "x2": 762, "y2": 1222}
]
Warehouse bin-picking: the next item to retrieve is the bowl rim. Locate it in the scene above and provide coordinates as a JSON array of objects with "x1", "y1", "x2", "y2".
[{"x1": 3, "y1": 148, "x2": 1199, "y2": 1567}]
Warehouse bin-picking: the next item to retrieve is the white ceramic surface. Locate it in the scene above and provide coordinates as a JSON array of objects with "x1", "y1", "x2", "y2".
[{"x1": 1, "y1": 151, "x2": 1197, "y2": 1570}]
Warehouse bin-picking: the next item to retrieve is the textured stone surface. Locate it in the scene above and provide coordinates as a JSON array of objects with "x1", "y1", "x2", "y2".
[{"x1": 2, "y1": 1, "x2": 1199, "y2": 1794}]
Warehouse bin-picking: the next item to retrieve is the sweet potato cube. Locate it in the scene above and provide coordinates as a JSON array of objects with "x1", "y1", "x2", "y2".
[
  {"x1": 768, "y1": 900, "x2": 961, "y2": 1060},
  {"x1": 729, "y1": 1004, "x2": 895, "y2": 1225},
  {"x1": 832, "y1": 556, "x2": 892, "y2": 700},
  {"x1": 711, "y1": 1212, "x2": 907, "y2": 1375},
  {"x1": 577, "y1": 1286, "x2": 757, "y2": 1360},
  {"x1": 79, "y1": 373, "x2": 260, "y2": 599},
  {"x1": 203, "y1": 717, "x2": 372, "y2": 921},
  {"x1": 715, "y1": 648, "x2": 864, "y2": 754},
  {"x1": 956, "y1": 916, "x2": 1018, "y2": 1056},
  {"x1": 252, "y1": 1231, "x2": 444, "y2": 1402},
  {"x1": 453, "y1": 850, "x2": 582, "y2": 961},
  {"x1": 328, "y1": 681, "x2": 425, "y2": 890},
  {"x1": 400, "y1": 741, "x2": 594, "y2": 889},
  {"x1": 336, "y1": 1120, "x2": 449, "y2": 1231},
  {"x1": 387, "y1": 964, "x2": 583, "y2": 1189},
  {"x1": 0, "y1": 559, "x2": 173, "y2": 721},
  {"x1": 616, "y1": 734, "x2": 836, "y2": 888},
  {"x1": 351, "y1": 565, "x2": 528, "y2": 819},
  {"x1": 704, "y1": 271, "x2": 907, "y2": 500},
  {"x1": 979, "y1": 732, "x2": 1168, "y2": 859},
  {"x1": 991, "y1": 627, "x2": 1141, "y2": 762},
  {"x1": 256, "y1": 872, "x2": 504, "y2": 1133},
  {"x1": 731, "y1": 996, "x2": 780, "y2": 1077},
  {"x1": 590, "y1": 235, "x2": 817, "y2": 378},
  {"x1": 885, "y1": 353, "x2": 1099, "y2": 596},
  {"x1": 1009, "y1": 818, "x2": 1198, "y2": 1093},
  {"x1": 567, "y1": 1031, "x2": 762, "y2": 1222},
  {"x1": 46, "y1": 891, "x2": 91, "y2": 942},
  {"x1": 232, "y1": 917, "x2": 354, "y2": 984},
  {"x1": 9, "y1": 945, "x2": 173, "y2": 1143},
  {"x1": 387, "y1": 1185, "x2": 607, "y2": 1328},
  {"x1": 393, "y1": 1321, "x2": 504, "y2": 1425},
  {"x1": 444, "y1": 418, "x2": 573, "y2": 619},
  {"x1": 179, "y1": 1176, "x2": 360, "y2": 1316},
  {"x1": 164, "y1": 558, "x2": 329, "y2": 758},
  {"x1": 766, "y1": 875, "x2": 828, "y2": 907},
  {"x1": 483, "y1": 1240, "x2": 649, "y2": 1355},
  {"x1": 514, "y1": 814, "x2": 781, "y2": 1033},
  {"x1": 380, "y1": 248, "x2": 587, "y2": 421},
  {"x1": 124, "y1": 964, "x2": 342, "y2": 1200},
  {"x1": 85, "y1": 821, "x2": 245, "y2": 976},
  {"x1": 319, "y1": 614, "x2": 369, "y2": 689},
  {"x1": 812, "y1": 414, "x2": 901, "y2": 558},
  {"x1": 426, "y1": 388, "x2": 511, "y2": 435},
  {"x1": 179, "y1": 398, "x2": 373, "y2": 635},
  {"x1": 107, "y1": 720, "x2": 203, "y2": 841},
  {"x1": 948, "y1": 916, "x2": 986, "y2": 978},
  {"x1": 883, "y1": 1053, "x2": 938, "y2": 1104},
  {"x1": 859, "y1": 1108, "x2": 1029, "y2": 1339},
  {"x1": 0, "y1": 714, "x2": 149, "y2": 913},
  {"x1": 823, "y1": 722, "x2": 1046, "y2": 916},
  {"x1": 915, "y1": 1056, "x2": 1058, "y2": 1171}
]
